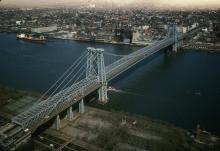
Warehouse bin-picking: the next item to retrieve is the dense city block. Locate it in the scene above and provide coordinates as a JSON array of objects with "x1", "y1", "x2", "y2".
[{"x1": 0, "y1": 8, "x2": 219, "y2": 46}]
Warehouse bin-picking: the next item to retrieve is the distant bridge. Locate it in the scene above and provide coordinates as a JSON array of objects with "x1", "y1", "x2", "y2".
[{"x1": 0, "y1": 23, "x2": 184, "y2": 151}]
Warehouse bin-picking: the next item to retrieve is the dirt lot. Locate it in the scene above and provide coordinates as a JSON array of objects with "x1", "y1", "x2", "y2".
[{"x1": 37, "y1": 107, "x2": 212, "y2": 151}]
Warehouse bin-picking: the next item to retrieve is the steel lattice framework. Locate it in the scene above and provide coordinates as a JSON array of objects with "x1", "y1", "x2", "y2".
[{"x1": 11, "y1": 24, "x2": 183, "y2": 130}]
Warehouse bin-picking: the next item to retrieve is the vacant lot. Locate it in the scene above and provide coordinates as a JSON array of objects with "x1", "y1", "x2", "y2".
[{"x1": 40, "y1": 107, "x2": 215, "y2": 151}]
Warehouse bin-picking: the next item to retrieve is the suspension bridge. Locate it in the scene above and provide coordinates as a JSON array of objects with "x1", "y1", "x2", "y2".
[{"x1": 0, "y1": 24, "x2": 184, "y2": 150}]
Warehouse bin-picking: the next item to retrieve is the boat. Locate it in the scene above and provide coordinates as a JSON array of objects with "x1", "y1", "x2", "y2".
[
  {"x1": 16, "y1": 34, "x2": 47, "y2": 43},
  {"x1": 195, "y1": 92, "x2": 201, "y2": 96},
  {"x1": 108, "y1": 86, "x2": 116, "y2": 91}
]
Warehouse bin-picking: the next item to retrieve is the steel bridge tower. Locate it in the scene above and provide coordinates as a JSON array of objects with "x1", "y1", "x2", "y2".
[
  {"x1": 86, "y1": 47, "x2": 108, "y2": 104},
  {"x1": 168, "y1": 23, "x2": 181, "y2": 52}
]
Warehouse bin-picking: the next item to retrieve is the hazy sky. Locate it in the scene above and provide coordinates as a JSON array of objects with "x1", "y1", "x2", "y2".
[{"x1": 1, "y1": 0, "x2": 220, "y2": 9}]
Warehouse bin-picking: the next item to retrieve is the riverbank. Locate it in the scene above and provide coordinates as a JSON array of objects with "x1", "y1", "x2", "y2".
[
  {"x1": 0, "y1": 86, "x2": 40, "y2": 106},
  {"x1": 0, "y1": 31, "x2": 149, "y2": 47},
  {"x1": 183, "y1": 47, "x2": 220, "y2": 53},
  {"x1": 50, "y1": 36, "x2": 149, "y2": 47},
  {"x1": 0, "y1": 86, "x2": 41, "y2": 121},
  {"x1": 35, "y1": 107, "x2": 220, "y2": 151},
  {"x1": 183, "y1": 42, "x2": 220, "y2": 53},
  {"x1": 0, "y1": 87, "x2": 219, "y2": 150}
]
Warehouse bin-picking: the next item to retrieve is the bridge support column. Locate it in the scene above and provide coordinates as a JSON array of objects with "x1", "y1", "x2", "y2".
[
  {"x1": 98, "y1": 83, "x2": 108, "y2": 104},
  {"x1": 79, "y1": 99, "x2": 85, "y2": 114},
  {"x1": 172, "y1": 43, "x2": 178, "y2": 52},
  {"x1": 53, "y1": 115, "x2": 61, "y2": 130},
  {"x1": 179, "y1": 41, "x2": 182, "y2": 48},
  {"x1": 180, "y1": 40, "x2": 183, "y2": 47},
  {"x1": 86, "y1": 47, "x2": 108, "y2": 104},
  {"x1": 97, "y1": 48, "x2": 108, "y2": 104},
  {"x1": 66, "y1": 106, "x2": 73, "y2": 121},
  {"x1": 168, "y1": 23, "x2": 180, "y2": 52},
  {"x1": 177, "y1": 40, "x2": 183, "y2": 50},
  {"x1": 177, "y1": 42, "x2": 180, "y2": 48}
]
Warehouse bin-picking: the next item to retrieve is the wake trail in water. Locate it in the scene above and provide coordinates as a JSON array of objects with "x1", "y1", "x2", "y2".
[
  {"x1": 109, "y1": 88, "x2": 186, "y2": 123},
  {"x1": 108, "y1": 88, "x2": 181, "y2": 105},
  {"x1": 109, "y1": 89, "x2": 147, "y2": 98}
]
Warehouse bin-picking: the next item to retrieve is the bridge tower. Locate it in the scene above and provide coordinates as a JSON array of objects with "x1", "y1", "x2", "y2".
[
  {"x1": 168, "y1": 23, "x2": 182, "y2": 52},
  {"x1": 86, "y1": 47, "x2": 108, "y2": 104}
]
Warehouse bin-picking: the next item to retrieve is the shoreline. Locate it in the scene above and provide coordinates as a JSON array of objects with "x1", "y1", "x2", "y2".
[
  {"x1": 48, "y1": 36, "x2": 149, "y2": 47},
  {"x1": 25, "y1": 31, "x2": 220, "y2": 50},
  {"x1": 0, "y1": 86, "x2": 220, "y2": 139},
  {"x1": 4, "y1": 32, "x2": 220, "y2": 51},
  {"x1": 182, "y1": 47, "x2": 220, "y2": 53},
  {"x1": 34, "y1": 106, "x2": 220, "y2": 151},
  {"x1": 2, "y1": 90, "x2": 216, "y2": 151},
  {"x1": 182, "y1": 42, "x2": 220, "y2": 53},
  {"x1": 0, "y1": 32, "x2": 148, "y2": 47}
]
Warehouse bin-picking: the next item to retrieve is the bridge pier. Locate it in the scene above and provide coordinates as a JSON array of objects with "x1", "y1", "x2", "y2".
[
  {"x1": 97, "y1": 48, "x2": 108, "y2": 104},
  {"x1": 177, "y1": 42, "x2": 180, "y2": 49},
  {"x1": 66, "y1": 106, "x2": 73, "y2": 121},
  {"x1": 172, "y1": 43, "x2": 178, "y2": 52},
  {"x1": 98, "y1": 83, "x2": 108, "y2": 104},
  {"x1": 180, "y1": 40, "x2": 183, "y2": 47},
  {"x1": 53, "y1": 115, "x2": 61, "y2": 130},
  {"x1": 172, "y1": 41, "x2": 182, "y2": 52},
  {"x1": 168, "y1": 23, "x2": 184, "y2": 52},
  {"x1": 79, "y1": 99, "x2": 85, "y2": 114},
  {"x1": 178, "y1": 39, "x2": 183, "y2": 48}
]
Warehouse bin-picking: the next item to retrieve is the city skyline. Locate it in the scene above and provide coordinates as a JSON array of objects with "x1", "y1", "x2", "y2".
[{"x1": 1, "y1": 0, "x2": 220, "y2": 9}]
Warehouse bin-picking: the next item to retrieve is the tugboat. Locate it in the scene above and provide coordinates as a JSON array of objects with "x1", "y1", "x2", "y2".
[
  {"x1": 16, "y1": 34, "x2": 47, "y2": 43},
  {"x1": 108, "y1": 86, "x2": 116, "y2": 91}
]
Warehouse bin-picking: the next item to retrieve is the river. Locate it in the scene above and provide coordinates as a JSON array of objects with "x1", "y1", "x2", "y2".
[{"x1": 0, "y1": 33, "x2": 220, "y2": 136}]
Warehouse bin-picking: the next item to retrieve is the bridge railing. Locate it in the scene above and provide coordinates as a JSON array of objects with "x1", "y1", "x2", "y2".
[{"x1": 12, "y1": 76, "x2": 99, "y2": 129}]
